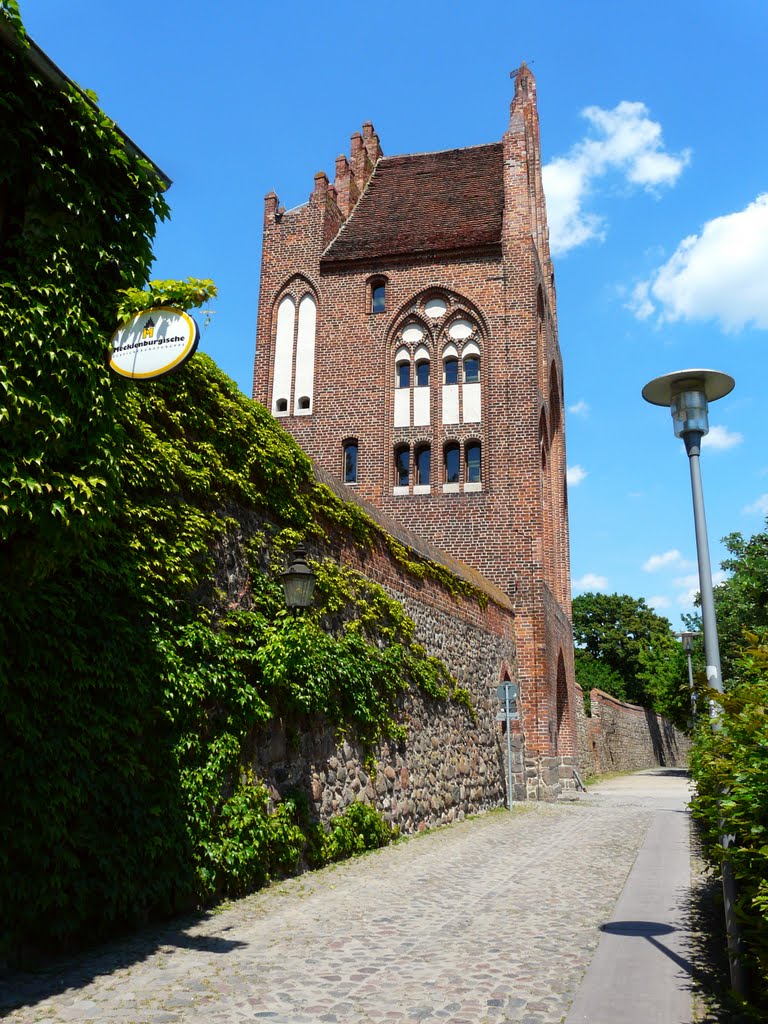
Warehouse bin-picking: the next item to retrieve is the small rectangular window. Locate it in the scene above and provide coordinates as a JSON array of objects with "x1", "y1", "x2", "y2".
[
  {"x1": 464, "y1": 357, "x2": 480, "y2": 383},
  {"x1": 444, "y1": 359, "x2": 459, "y2": 386},
  {"x1": 344, "y1": 442, "x2": 358, "y2": 484},
  {"x1": 416, "y1": 361, "x2": 430, "y2": 387},
  {"x1": 397, "y1": 362, "x2": 411, "y2": 389},
  {"x1": 372, "y1": 283, "x2": 386, "y2": 313},
  {"x1": 466, "y1": 443, "x2": 481, "y2": 483},
  {"x1": 444, "y1": 444, "x2": 460, "y2": 484},
  {"x1": 416, "y1": 446, "x2": 431, "y2": 485}
]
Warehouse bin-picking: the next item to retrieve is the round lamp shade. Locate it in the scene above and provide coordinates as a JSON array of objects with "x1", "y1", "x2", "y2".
[
  {"x1": 642, "y1": 369, "x2": 735, "y2": 439},
  {"x1": 642, "y1": 369, "x2": 734, "y2": 407}
]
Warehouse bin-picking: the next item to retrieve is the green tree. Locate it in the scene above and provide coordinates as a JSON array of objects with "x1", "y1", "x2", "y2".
[
  {"x1": 681, "y1": 522, "x2": 768, "y2": 688},
  {"x1": 572, "y1": 592, "x2": 688, "y2": 724},
  {"x1": 573, "y1": 650, "x2": 627, "y2": 704},
  {"x1": 715, "y1": 528, "x2": 768, "y2": 683}
]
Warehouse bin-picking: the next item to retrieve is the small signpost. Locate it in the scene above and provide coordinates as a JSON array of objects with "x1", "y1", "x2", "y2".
[
  {"x1": 496, "y1": 681, "x2": 519, "y2": 808},
  {"x1": 108, "y1": 306, "x2": 199, "y2": 380}
]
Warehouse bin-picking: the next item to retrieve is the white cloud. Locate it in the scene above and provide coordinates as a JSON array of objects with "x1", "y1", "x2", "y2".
[
  {"x1": 648, "y1": 594, "x2": 672, "y2": 610},
  {"x1": 674, "y1": 570, "x2": 726, "y2": 607},
  {"x1": 543, "y1": 101, "x2": 691, "y2": 256},
  {"x1": 567, "y1": 464, "x2": 588, "y2": 486},
  {"x1": 628, "y1": 194, "x2": 768, "y2": 330},
  {"x1": 673, "y1": 573, "x2": 700, "y2": 591},
  {"x1": 643, "y1": 549, "x2": 687, "y2": 572},
  {"x1": 743, "y1": 493, "x2": 768, "y2": 516},
  {"x1": 568, "y1": 399, "x2": 590, "y2": 416},
  {"x1": 700, "y1": 425, "x2": 743, "y2": 451},
  {"x1": 627, "y1": 280, "x2": 655, "y2": 320},
  {"x1": 572, "y1": 573, "x2": 609, "y2": 592}
]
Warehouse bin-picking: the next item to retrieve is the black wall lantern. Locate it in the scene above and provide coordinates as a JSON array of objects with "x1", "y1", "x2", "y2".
[{"x1": 281, "y1": 543, "x2": 316, "y2": 610}]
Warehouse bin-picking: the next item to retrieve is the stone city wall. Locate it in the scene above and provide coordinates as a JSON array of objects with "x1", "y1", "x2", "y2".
[
  {"x1": 217, "y1": 472, "x2": 536, "y2": 835},
  {"x1": 252, "y1": 592, "x2": 525, "y2": 832},
  {"x1": 575, "y1": 685, "x2": 690, "y2": 780}
]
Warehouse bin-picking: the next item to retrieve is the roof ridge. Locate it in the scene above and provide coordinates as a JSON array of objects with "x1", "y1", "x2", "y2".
[{"x1": 380, "y1": 141, "x2": 502, "y2": 161}]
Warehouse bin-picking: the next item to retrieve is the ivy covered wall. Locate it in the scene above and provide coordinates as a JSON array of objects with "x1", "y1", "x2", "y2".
[{"x1": 0, "y1": 11, "x2": 517, "y2": 957}]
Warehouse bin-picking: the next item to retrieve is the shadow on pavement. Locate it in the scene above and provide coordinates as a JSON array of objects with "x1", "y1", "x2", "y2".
[
  {"x1": 600, "y1": 919, "x2": 707, "y2": 987},
  {"x1": 0, "y1": 913, "x2": 247, "y2": 1015}
]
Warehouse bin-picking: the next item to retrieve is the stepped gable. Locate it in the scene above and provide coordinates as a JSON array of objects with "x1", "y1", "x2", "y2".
[
  {"x1": 322, "y1": 142, "x2": 504, "y2": 264},
  {"x1": 313, "y1": 465, "x2": 513, "y2": 612}
]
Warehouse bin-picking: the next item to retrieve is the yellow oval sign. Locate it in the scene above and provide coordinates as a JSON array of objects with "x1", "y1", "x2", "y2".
[{"x1": 109, "y1": 307, "x2": 199, "y2": 380}]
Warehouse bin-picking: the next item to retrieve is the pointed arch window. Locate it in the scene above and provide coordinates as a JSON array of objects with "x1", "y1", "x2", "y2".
[
  {"x1": 294, "y1": 293, "x2": 316, "y2": 415},
  {"x1": 272, "y1": 295, "x2": 296, "y2": 416},
  {"x1": 271, "y1": 287, "x2": 317, "y2": 418}
]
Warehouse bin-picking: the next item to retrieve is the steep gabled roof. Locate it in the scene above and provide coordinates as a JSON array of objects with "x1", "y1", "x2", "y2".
[{"x1": 322, "y1": 142, "x2": 504, "y2": 264}]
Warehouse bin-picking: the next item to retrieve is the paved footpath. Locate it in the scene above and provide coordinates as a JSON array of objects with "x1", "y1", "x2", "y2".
[{"x1": 1, "y1": 770, "x2": 694, "y2": 1024}]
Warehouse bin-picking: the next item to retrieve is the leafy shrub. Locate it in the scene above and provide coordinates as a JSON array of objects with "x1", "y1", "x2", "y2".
[
  {"x1": 689, "y1": 636, "x2": 768, "y2": 1011},
  {"x1": 195, "y1": 773, "x2": 305, "y2": 900},
  {"x1": 322, "y1": 801, "x2": 400, "y2": 863}
]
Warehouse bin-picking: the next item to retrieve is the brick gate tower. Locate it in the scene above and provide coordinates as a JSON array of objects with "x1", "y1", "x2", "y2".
[{"x1": 253, "y1": 65, "x2": 578, "y2": 794}]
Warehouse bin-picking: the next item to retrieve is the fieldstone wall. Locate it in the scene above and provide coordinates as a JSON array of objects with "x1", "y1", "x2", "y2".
[
  {"x1": 250, "y1": 586, "x2": 525, "y2": 833},
  {"x1": 211, "y1": 475, "x2": 542, "y2": 834},
  {"x1": 575, "y1": 685, "x2": 691, "y2": 779}
]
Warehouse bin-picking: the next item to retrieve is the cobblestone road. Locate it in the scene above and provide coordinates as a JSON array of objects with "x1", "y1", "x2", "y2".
[{"x1": 1, "y1": 781, "x2": 673, "y2": 1024}]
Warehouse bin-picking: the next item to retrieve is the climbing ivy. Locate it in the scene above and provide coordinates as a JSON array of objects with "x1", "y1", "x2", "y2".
[{"x1": 0, "y1": 9, "x2": 479, "y2": 956}]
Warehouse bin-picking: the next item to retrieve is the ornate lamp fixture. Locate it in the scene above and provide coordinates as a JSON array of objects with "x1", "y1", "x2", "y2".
[{"x1": 281, "y1": 544, "x2": 316, "y2": 610}]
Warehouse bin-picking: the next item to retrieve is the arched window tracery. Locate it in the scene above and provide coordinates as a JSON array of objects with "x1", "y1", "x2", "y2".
[{"x1": 270, "y1": 282, "x2": 317, "y2": 418}]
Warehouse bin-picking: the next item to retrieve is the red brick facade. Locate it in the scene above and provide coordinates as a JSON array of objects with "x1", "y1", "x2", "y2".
[{"x1": 252, "y1": 66, "x2": 577, "y2": 768}]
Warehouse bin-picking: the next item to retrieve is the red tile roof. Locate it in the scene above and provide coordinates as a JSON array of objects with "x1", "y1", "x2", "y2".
[{"x1": 322, "y1": 143, "x2": 504, "y2": 264}]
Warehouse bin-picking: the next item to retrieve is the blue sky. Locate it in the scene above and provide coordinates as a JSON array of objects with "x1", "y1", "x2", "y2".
[{"x1": 23, "y1": 0, "x2": 768, "y2": 625}]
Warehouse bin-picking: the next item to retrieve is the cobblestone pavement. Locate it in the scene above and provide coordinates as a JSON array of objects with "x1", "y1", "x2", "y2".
[{"x1": 1, "y1": 785, "x2": 670, "y2": 1024}]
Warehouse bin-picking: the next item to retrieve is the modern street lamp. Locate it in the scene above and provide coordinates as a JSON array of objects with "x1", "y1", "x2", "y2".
[
  {"x1": 642, "y1": 369, "x2": 746, "y2": 996},
  {"x1": 676, "y1": 630, "x2": 700, "y2": 722},
  {"x1": 281, "y1": 544, "x2": 316, "y2": 610}
]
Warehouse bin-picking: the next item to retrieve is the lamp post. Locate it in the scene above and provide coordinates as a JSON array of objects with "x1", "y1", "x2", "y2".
[
  {"x1": 281, "y1": 544, "x2": 316, "y2": 611},
  {"x1": 676, "y1": 630, "x2": 700, "y2": 722},
  {"x1": 642, "y1": 368, "x2": 746, "y2": 996}
]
